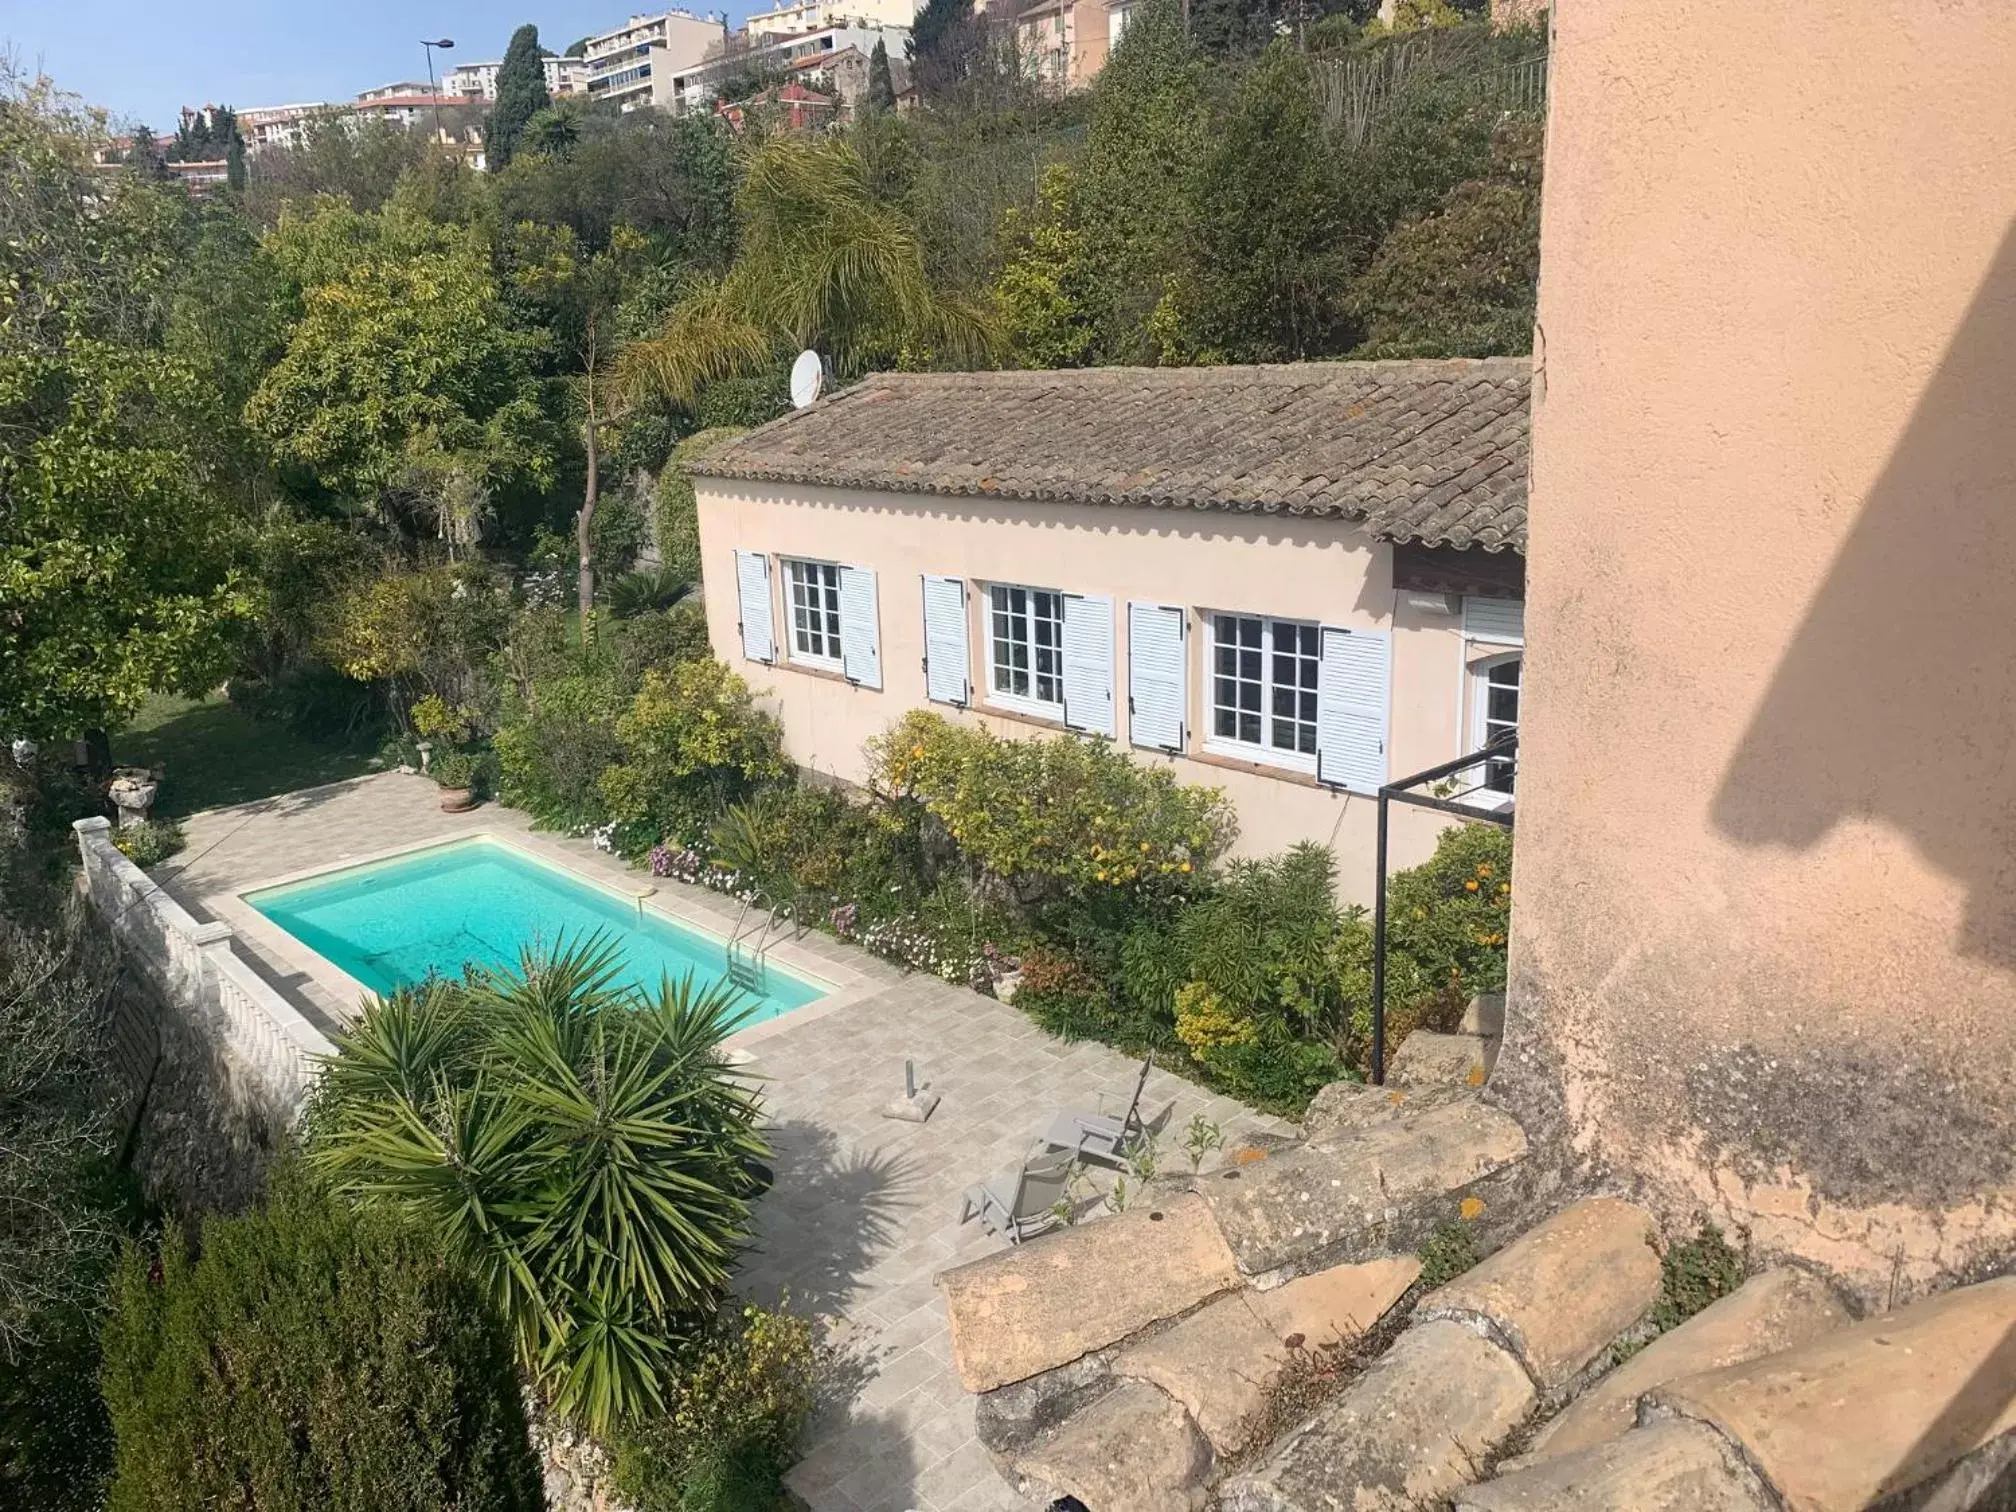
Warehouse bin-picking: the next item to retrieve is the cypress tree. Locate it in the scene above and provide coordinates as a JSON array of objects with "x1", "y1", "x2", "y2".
[
  {"x1": 867, "y1": 39, "x2": 898, "y2": 112},
  {"x1": 486, "y1": 23, "x2": 551, "y2": 171}
]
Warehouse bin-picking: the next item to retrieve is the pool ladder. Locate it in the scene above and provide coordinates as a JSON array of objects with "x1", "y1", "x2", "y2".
[{"x1": 726, "y1": 891, "x2": 790, "y2": 994}]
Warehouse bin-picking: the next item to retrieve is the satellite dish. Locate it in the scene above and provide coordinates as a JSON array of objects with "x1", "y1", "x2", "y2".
[{"x1": 790, "y1": 349, "x2": 826, "y2": 409}]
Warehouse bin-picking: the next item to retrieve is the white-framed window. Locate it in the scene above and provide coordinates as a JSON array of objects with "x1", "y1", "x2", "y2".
[
  {"x1": 784, "y1": 558, "x2": 844, "y2": 670},
  {"x1": 986, "y1": 582, "x2": 1068, "y2": 717},
  {"x1": 1472, "y1": 651, "x2": 1521, "y2": 794},
  {"x1": 1207, "y1": 613, "x2": 1322, "y2": 772}
]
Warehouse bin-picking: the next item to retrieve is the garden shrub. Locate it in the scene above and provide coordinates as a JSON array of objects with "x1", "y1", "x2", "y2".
[
  {"x1": 110, "y1": 818, "x2": 185, "y2": 868},
  {"x1": 1010, "y1": 945, "x2": 1115, "y2": 1039},
  {"x1": 100, "y1": 1163, "x2": 542, "y2": 1512},
  {"x1": 495, "y1": 666, "x2": 628, "y2": 828},
  {"x1": 616, "y1": 600, "x2": 713, "y2": 683},
  {"x1": 307, "y1": 940, "x2": 770, "y2": 1431},
  {"x1": 867, "y1": 710, "x2": 1235, "y2": 902},
  {"x1": 319, "y1": 562, "x2": 512, "y2": 719},
  {"x1": 1384, "y1": 821, "x2": 1512, "y2": 1007},
  {"x1": 600, "y1": 660, "x2": 787, "y2": 847},
  {"x1": 611, "y1": 1303, "x2": 822, "y2": 1512}
]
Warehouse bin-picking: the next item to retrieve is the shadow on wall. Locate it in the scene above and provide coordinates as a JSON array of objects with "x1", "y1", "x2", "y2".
[{"x1": 1710, "y1": 218, "x2": 2016, "y2": 972}]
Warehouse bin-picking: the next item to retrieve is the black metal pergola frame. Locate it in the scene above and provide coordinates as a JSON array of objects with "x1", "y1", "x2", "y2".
[{"x1": 1369, "y1": 733, "x2": 1516, "y2": 1085}]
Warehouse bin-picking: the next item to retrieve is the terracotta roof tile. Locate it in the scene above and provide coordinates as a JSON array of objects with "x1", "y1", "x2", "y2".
[{"x1": 693, "y1": 359, "x2": 1530, "y2": 553}]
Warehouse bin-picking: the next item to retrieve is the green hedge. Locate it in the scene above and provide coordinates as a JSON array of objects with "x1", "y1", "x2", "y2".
[{"x1": 101, "y1": 1165, "x2": 542, "y2": 1512}]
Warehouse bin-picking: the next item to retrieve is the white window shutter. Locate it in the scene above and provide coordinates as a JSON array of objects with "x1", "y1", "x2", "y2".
[
  {"x1": 1316, "y1": 627, "x2": 1391, "y2": 794},
  {"x1": 921, "y1": 575, "x2": 970, "y2": 705},
  {"x1": 734, "y1": 550, "x2": 773, "y2": 664},
  {"x1": 838, "y1": 566, "x2": 881, "y2": 688},
  {"x1": 1463, "y1": 596, "x2": 1525, "y2": 645},
  {"x1": 1062, "y1": 594, "x2": 1116, "y2": 738},
  {"x1": 1127, "y1": 602, "x2": 1187, "y2": 752}
]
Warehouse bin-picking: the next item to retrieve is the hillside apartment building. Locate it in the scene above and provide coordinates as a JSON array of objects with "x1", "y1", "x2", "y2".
[
  {"x1": 690, "y1": 360, "x2": 1529, "y2": 907},
  {"x1": 442, "y1": 55, "x2": 591, "y2": 100}
]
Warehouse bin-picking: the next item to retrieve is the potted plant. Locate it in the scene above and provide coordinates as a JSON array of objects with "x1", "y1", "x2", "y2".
[{"x1": 432, "y1": 749, "x2": 482, "y2": 813}]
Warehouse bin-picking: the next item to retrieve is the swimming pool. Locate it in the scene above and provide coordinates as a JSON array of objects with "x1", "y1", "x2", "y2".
[{"x1": 245, "y1": 836, "x2": 829, "y2": 1024}]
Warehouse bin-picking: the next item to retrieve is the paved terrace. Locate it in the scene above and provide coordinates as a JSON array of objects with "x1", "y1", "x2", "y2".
[{"x1": 159, "y1": 771, "x2": 1288, "y2": 1512}]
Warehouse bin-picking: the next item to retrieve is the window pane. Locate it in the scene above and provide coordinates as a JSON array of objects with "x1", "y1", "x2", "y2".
[
  {"x1": 1489, "y1": 686, "x2": 1519, "y2": 723},
  {"x1": 1239, "y1": 712, "x2": 1261, "y2": 743}
]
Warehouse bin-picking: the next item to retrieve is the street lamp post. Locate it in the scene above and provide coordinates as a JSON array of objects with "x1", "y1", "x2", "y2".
[{"x1": 419, "y1": 37, "x2": 455, "y2": 146}]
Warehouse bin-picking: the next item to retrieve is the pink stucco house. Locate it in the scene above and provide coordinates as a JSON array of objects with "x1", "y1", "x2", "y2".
[{"x1": 690, "y1": 358, "x2": 1529, "y2": 904}]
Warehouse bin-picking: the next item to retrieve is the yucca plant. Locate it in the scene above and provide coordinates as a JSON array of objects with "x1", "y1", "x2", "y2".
[
  {"x1": 307, "y1": 937, "x2": 770, "y2": 1433},
  {"x1": 606, "y1": 565, "x2": 694, "y2": 621}
]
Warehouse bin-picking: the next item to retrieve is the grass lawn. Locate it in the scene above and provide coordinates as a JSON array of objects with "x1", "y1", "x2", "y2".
[{"x1": 115, "y1": 694, "x2": 385, "y2": 818}]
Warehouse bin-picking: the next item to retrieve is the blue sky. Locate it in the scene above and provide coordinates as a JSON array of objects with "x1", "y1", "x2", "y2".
[{"x1": 0, "y1": 0, "x2": 747, "y2": 131}]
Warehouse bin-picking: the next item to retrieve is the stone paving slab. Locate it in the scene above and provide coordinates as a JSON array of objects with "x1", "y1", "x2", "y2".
[{"x1": 164, "y1": 773, "x2": 1290, "y2": 1512}]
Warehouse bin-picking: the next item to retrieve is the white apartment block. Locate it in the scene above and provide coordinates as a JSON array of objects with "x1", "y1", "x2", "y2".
[
  {"x1": 442, "y1": 55, "x2": 590, "y2": 100},
  {"x1": 745, "y1": 0, "x2": 920, "y2": 39},
  {"x1": 584, "y1": 10, "x2": 729, "y2": 111},
  {"x1": 662, "y1": 21, "x2": 910, "y2": 115}
]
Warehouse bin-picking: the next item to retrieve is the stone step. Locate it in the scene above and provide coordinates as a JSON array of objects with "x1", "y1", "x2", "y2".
[
  {"x1": 939, "y1": 1191, "x2": 1240, "y2": 1393},
  {"x1": 1204, "y1": 1093, "x2": 1529, "y2": 1281},
  {"x1": 1298, "y1": 1077, "x2": 1471, "y2": 1142},
  {"x1": 1114, "y1": 1254, "x2": 1422, "y2": 1454},
  {"x1": 1390, "y1": 1029, "x2": 1498, "y2": 1089},
  {"x1": 1651, "y1": 1273, "x2": 2016, "y2": 1512},
  {"x1": 1526, "y1": 1267, "x2": 1850, "y2": 1461},
  {"x1": 1012, "y1": 1379, "x2": 1210, "y2": 1512},
  {"x1": 1419, "y1": 1196, "x2": 1662, "y2": 1393},
  {"x1": 1220, "y1": 1318, "x2": 1536, "y2": 1512},
  {"x1": 1455, "y1": 1418, "x2": 1775, "y2": 1512}
]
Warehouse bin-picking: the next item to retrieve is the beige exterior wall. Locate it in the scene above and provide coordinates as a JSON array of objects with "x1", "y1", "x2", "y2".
[
  {"x1": 695, "y1": 481, "x2": 1520, "y2": 905},
  {"x1": 1506, "y1": 0, "x2": 2016, "y2": 1304}
]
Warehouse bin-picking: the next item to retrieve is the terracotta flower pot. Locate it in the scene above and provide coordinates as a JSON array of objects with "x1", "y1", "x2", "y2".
[{"x1": 438, "y1": 787, "x2": 478, "y2": 814}]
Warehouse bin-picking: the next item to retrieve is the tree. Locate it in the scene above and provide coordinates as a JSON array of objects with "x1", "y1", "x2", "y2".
[
  {"x1": 1052, "y1": 0, "x2": 1210, "y2": 363},
  {"x1": 0, "y1": 916, "x2": 122, "y2": 1508},
  {"x1": 308, "y1": 939, "x2": 772, "y2": 1433},
  {"x1": 1, "y1": 83, "x2": 254, "y2": 741},
  {"x1": 246, "y1": 200, "x2": 557, "y2": 507},
  {"x1": 510, "y1": 222, "x2": 648, "y2": 638},
  {"x1": 1348, "y1": 116, "x2": 1541, "y2": 357},
  {"x1": 487, "y1": 23, "x2": 552, "y2": 172},
  {"x1": 623, "y1": 137, "x2": 996, "y2": 404},
  {"x1": 907, "y1": 0, "x2": 986, "y2": 99},
  {"x1": 101, "y1": 1164, "x2": 543, "y2": 1512},
  {"x1": 867, "y1": 39, "x2": 898, "y2": 112},
  {"x1": 1160, "y1": 44, "x2": 1356, "y2": 361},
  {"x1": 565, "y1": 35, "x2": 590, "y2": 58},
  {"x1": 123, "y1": 123, "x2": 165, "y2": 178}
]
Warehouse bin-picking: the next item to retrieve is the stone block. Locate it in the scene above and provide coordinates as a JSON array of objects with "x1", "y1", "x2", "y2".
[
  {"x1": 1299, "y1": 1079, "x2": 1468, "y2": 1142},
  {"x1": 1390, "y1": 1030, "x2": 1497, "y2": 1089},
  {"x1": 1528, "y1": 1267, "x2": 1850, "y2": 1460},
  {"x1": 1456, "y1": 1418, "x2": 1774, "y2": 1512},
  {"x1": 974, "y1": 1352, "x2": 1115, "y2": 1459},
  {"x1": 1653, "y1": 1274, "x2": 2016, "y2": 1512},
  {"x1": 1420, "y1": 1196, "x2": 1660, "y2": 1391},
  {"x1": 1220, "y1": 1319, "x2": 1536, "y2": 1512},
  {"x1": 1114, "y1": 1255, "x2": 1421, "y2": 1453},
  {"x1": 1461, "y1": 992, "x2": 1506, "y2": 1037},
  {"x1": 939, "y1": 1193, "x2": 1240, "y2": 1393},
  {"x1": 1012, "y1": 1380, "x2": 1210, "y2": 1512},
  {"x1": 1206, "y1": 1094, "x2": 1528, "y2": 1279}
]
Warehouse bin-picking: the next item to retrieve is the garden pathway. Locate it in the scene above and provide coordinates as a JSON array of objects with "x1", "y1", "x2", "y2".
[{"x1": 159, "y1": 771, "x2": 1290, "y2": 1512}]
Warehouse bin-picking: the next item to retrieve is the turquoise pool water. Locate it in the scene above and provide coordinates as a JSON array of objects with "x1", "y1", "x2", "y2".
[{"x1": 246, "y1": 837, "x2": 827, "y2": 1022}]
